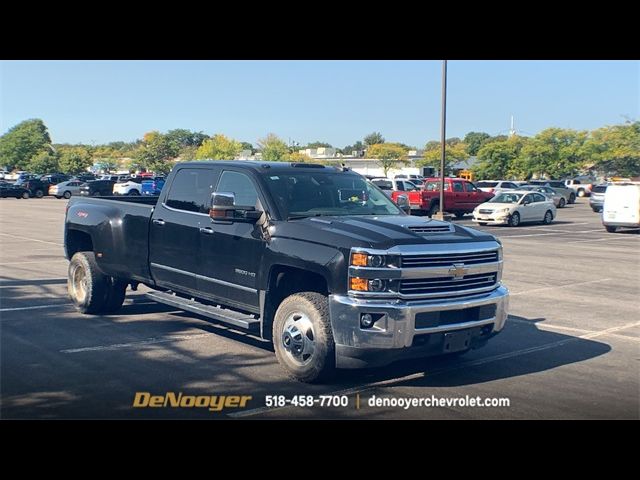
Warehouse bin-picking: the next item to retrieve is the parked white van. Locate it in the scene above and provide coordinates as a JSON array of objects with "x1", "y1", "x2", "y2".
[{"x1": 602, "y1": 183, "x2": 640, "y2": 233}]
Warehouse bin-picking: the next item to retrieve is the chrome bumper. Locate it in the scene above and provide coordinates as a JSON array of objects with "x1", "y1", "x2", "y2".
[{"x1": 329, "y1": 286, "x2": 509, "y2": 368}]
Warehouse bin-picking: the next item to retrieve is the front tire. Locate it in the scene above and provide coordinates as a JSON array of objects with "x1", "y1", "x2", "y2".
[
  {"x1": 21, "y1": 191, "x2": 29, "y2": 199},
  {"x1": 273, "y1": 292, "x2": 335, "y2": 383},
  {"x1": 558, "y1": 197, "x2": 566, "y2": 208},
  {"x1": 508, "y1": 211, "x2": 520, "y2": 227},
  {"x1": 577, "y1": 188, "x2": 586, "y2": 197},
  {"x1": 569, "y1": 193, "x2": 576, "y2": 204},
  {"x1": 428, "y1": 203, "x2": 441, "y2": 218},
  {"x1": 63, "y1": 191, "x2": 72, "y2": 199},
  {"x1": 34, "y1": 189, "x2": 44, "y2": 198},
  {"x1": 454, "y1": 212, "x2": 465, "y2": 219},
  {"x1": 605, "y1": 226, "x2": 617, "y2": 233},
  {"x1": 128, "y1": 190, "x2": 140, "y2": 196}
]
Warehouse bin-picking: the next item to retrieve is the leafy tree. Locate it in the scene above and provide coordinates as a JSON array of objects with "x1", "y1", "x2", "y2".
[
  {"x1": 28, "y1": 151, "x2": 60, "y2": 174},
  {"x1": 0, "y1": 119, "x2": 52, "y2": 170},
  {"x1": 304, "y1": 141, "x2": 332, "y2": 149},
  {"x1": 367, "y1": 143, "x2": 408, "y2": 176},
  {"x1": 473, "y1": 137, "x2": 526, "y2": 180},
  {"x1": 59, "y1": 147, "x2": 93, "y2": 174},
  {"x1": 257, "y1": 133, "x2": 289, "y2": 161},
  {"x1": 582, "y1": 122, "x2": 640, "y2": 177},
  {"x1": 341, "y1": 141, "x2": 364, "y2": 155},
  {"x1": 364, "y1": 132, "x2": 385, "y2": 146},
  {"x1": 286, "y1": 152, "x2": 314, "y2": 163},
  {"x1": 463, "y1": 132, "x2": 491, "y2": 156},
  {"x1": 419, "y1": 142, "x2": 468, "y2": 173},
  {"x1": 195, "y1": 134, "x2": 243, "y2": 160},
  {"x1": 165, "y1": 129, "x2": 208, "y2": 151},
  {"x1": 134, "y1": 131, "x2": 179, "y2": 174},
  {"x1": 178, "y1": 145, "x2": 199, "y2": 161},
  {"x1": 515, "y1": 128, "x2": 587, "y2": 179},
  {"x1": 240, "y1": 142, "x2": 254, "y2": 153}
]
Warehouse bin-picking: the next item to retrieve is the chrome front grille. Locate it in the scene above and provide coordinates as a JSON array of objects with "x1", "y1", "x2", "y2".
[
  {"x1": 406, "y1": 224, "x2": 452, "y2": 234},
  {"x1": 479, "y1": 209, "x2": 493, "y2": 214},
  {"x1": 401, "y1": 250, "x2": 499, "y2": 268},
  {"x1": 400, "y1": 273, "x2": 497, "y2": 295}
]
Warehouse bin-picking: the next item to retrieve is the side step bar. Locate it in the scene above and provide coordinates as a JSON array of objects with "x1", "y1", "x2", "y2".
[{"x1": 146, "y1": 291, "x2": 260, "y2": 332}]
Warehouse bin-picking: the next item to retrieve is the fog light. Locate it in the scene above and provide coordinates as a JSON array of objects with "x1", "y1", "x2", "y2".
[
  {"x1": 368, "y1": 279, "x2": 385, "y2": 292},
  {"x1": 360, "y1": 313, "x2": 374, "y2": 328}
]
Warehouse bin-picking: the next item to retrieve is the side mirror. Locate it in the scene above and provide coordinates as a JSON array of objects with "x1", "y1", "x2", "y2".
[
  {"x1": 396, "y1": 194, "x2": 411, "y2": 214},
  {"x1": 209, "y1": 192, "x2": 262, "y2": 223}
]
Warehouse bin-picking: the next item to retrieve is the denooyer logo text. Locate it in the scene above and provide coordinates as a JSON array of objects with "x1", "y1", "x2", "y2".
[{"x1": 133, "y1": 392, "x2": 252, "y2": 412}]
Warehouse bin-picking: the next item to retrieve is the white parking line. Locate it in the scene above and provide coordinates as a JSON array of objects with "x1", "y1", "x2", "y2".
[
  {"x1": 0, "y1": 232, "x2": 63, "y2": 246},
  {"x1": 509, "y1": 278, "x2": 612, "y2": 296},
  {"x1": 60, "y1": 333, "x2": 211, "y2": 353},
  {"x1": 568, "y1": 236, "x2": 640, "y2": 244},
  {"x1": 0, "y1": 260, "x2": 67, "y2": 265},
  {"x1": 0, "y1": 303, "x2": 72, "y2": 312},
  {"x1": 230, "y1": 319, "x2": 640, "y2": 418}
]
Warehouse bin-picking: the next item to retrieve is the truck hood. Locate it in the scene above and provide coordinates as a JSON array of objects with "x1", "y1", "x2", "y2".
[{"x1": 272, "y1": 214, "x2": 495, "y2": 250}]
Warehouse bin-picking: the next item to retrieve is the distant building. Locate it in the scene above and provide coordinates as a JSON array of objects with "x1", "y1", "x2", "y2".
[{"x1": 298, "y1": 147, "x2": 338, "y2": 159}]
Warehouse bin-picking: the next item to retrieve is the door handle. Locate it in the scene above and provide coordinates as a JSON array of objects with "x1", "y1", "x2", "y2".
[
  {"x1": 199, "y1": 227, "x2": 214, "y2": 235},
  {"x1": 153, "y1": 219, "x2": 166, "y2": 226}
]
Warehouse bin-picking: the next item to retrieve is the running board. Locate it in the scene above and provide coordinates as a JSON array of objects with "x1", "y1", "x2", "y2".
[{"x1": 146, "y1": 291, "x2": 260, "y2": 331}]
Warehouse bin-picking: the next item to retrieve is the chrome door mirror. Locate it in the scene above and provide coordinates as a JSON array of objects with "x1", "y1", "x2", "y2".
[
  {"x1": 209, "y1": 192, "x2": 262, "y2": 223},
  {"x1": 396, "y1": 194, "x2": 411, "y2": 214}
]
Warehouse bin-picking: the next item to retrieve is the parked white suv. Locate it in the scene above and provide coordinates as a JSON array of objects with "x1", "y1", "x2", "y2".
[{"x1": 112, "y1": 177, "x2": 143, "y2": 195}]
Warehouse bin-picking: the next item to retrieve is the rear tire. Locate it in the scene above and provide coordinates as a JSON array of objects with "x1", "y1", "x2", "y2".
[
  {"x1": 454, "y1": 212, "x2": 465, "y2": 219},
  {"x1": 68, "y1": 252, "x2": 126, "y2": 314},
  {"x1": 35, "y1": 189, "x2": 44, "y2": 198},
  {"x1": 542, "y1": 210, "x2": 553, "y2": 225},
  {"x1": 273, "y1": 292, "x2": 335, "y2": 383},
  {"x1": 22, "y1": 191, "x2": 29, "y2": 199},
  {"x1": 508, "y1": 212, "x2": 520, "y2": 227},
  {"x1": 93, "y1": 191, "x2": 101, "y2": 196},
  {"x1": 605, "y1": 226, "x2": 617, "y2": 233},
  {"x1": 577, "y1": 189, "x2": 586, "y2": 197},
  {"x1": 128, "y1": 190, "x2": 140, "y2": 196},
  {"x1": 63, "y1": 191, "x2": 72, "y2": 199},
  {"x1": 478, "y1": 222, "x2": 487, "y2": 226},
  {"x1": 569, "y1": 193, "x2": 576, "y2": 204},
  {"x1": 428, "y1": 203, "x2": 441, "y2": 218}
]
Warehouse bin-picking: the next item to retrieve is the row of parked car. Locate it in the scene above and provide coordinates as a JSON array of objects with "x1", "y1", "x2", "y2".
[
  {"x1": 0, "y1": 171, "x2": 165, "y2": 199},
  {"x1": 366, "y1": 175, "x2": 581, "y2": 227}
]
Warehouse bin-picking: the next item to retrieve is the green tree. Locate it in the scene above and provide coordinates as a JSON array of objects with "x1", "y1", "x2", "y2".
[
  {"x1": 582, "y1": 122, "x2": 640, "y2": 177},
  {"x1": 240, "y1": 142, "x2": 254, "y2": 153},
  {"x1": 257, "y1": 133, "x2": 289, "y2": 161},
  {"x1": 59, "y1": 147, "x2": 93, "y2": 174},
  {"x1": 304, "y1": 141, "x2": 332, "y2": 149},
  {"x1": 195, "y1": 134, "x2": 243, "y2": 160},
  {"x1": 0, "y1": 119, "x2": 52, "y2": 170},
  {"x1": 341, "y1": 141, "x2": 364, "y2": 155},
  {"x1": 367, "y1": 143, "x2": 408, "y2": 176},
  {"x1": 473, "y1": 137, "x2": 527, "y2": 180},
  {"x1": 134, "y1": 131, "x2": 179, "y2": 174},
  {"x1": 364, "y1": 132, "x2": 385, "y2": 146},
  {"x1": 165, "y1": 129, "x2": 208, "y2": 150},
  {"x1": 463, "y1": 132, "x2": 491, "y2": 156},
  {"x1": 419, "y1": 142, "x2": 468, "y2": 173},
  {"x1": 28, "y1": 151, "x2": 60, "y2": 174},
  {"x1": 515, "y1": 128, "x2": 587, "y2": 179}
]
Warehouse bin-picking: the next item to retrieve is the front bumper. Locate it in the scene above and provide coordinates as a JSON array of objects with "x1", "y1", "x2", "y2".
[
  {"x1": 329, "y1": 286, "x2": 509, "y2": 368},
  {"x1": 472, "y1": 215, "x2": 509, "y2": 225}
]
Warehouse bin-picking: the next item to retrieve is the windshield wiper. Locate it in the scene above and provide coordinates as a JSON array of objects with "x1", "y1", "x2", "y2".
[{"x1": 287, "y1": 213, "x2": 325, "y2": 220}]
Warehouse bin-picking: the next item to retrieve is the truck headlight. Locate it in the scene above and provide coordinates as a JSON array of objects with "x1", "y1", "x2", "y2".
[
  {"x1": 368, "y1": 279, "x2": 386, "y2": 292},
  {"x1": 350, "y1": 252, "x2": 386, "y2": 267}
]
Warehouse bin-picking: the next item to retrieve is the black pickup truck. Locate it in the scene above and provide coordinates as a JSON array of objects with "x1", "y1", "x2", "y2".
[{"x1": 64, "y1": 161, "x2": 509, "y2": 382}]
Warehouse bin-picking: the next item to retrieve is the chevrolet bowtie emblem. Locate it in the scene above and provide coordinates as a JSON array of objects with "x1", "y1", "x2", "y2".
[{"x1": 449, "y1": 263, "x2": 468, "y2": 279}]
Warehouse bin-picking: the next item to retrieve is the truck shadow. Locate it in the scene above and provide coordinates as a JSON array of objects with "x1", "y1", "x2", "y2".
[{"x1": 337, "y1": 315, "x2": 612, "y2": 388}]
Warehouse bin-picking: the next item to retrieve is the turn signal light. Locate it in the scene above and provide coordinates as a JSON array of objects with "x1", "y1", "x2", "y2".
[
  {"x1": 351, "y1": 253, "x2": 368, "y2": 266},
  {"x1": 350, "y1": 277, "x2": 368, "y2": 291}
]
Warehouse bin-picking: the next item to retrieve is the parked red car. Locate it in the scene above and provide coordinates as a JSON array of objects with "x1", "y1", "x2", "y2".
[{"x1": 417, "y1": 178, "x2": 494, "y2": 218}]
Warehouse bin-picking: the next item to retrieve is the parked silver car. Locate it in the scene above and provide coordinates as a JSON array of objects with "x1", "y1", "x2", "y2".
[
  {"x1": 518, "y1": 185, "x2": 567, "y2": 208},
  {"x1": 528, "y1": 180, "x2": 576, "y2": 204},
  {"x1": 49, "y1": 180, "x2": 85, "y2": 199},
  {"x1": 589, "y1": 184, "x2": 608, "y2": 212}
]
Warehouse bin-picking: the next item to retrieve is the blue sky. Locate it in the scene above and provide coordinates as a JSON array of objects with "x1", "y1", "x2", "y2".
[{"x1": 1, "y1": 60, "x2": 637, "y2": 148}]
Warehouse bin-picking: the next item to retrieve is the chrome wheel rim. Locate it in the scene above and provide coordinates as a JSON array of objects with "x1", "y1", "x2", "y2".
[
  {"x1": 545, "y1": 212, "x2": 552, "y2": 223},
  {"x1": 511, "y1": 213, "x2": 519, "y2": 226},
  {"x1": 281, "y1": 312, "x2": 316, "y2": 366},
  {"x1": 70, "y1": 264, "x2": 88, "y2": 303}
]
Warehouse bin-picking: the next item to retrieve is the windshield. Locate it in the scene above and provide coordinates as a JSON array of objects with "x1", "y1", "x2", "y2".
[
  {"x1": 490, "y1": 192, "x2": 524, "y2": 204},
  {"x1": 262, "y1": 171, "x2": 402, "y2": 218}
]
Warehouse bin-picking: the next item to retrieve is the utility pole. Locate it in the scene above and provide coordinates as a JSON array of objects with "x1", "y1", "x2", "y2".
[{"x1": 434, "y1": 60, "x2": 452, "y2": 221}]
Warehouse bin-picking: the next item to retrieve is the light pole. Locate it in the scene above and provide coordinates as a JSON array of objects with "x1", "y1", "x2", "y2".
[{"x1": 433, "y1": 59, "x2": 452, "y2": 222}]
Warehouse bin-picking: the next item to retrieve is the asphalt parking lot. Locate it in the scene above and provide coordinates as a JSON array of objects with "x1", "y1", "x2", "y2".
[{"x1": 1, "y1": 197, "x2": 638, "y2": 419}]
